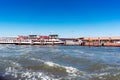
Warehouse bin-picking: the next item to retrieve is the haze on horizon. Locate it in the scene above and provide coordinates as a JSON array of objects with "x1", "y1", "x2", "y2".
[{"x1": 0, "y1": 0, "x2": 120, "y2": 38}]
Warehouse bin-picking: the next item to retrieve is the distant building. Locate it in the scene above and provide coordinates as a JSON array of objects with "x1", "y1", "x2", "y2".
[
  {"x1": 49, "y1": 34, "x2": 58, "y2": 39},
  {"x1": 17, "y1": 36, "x2": 28, "y2": 40},
  {"x1": 60, "y1": 38, "x2": 80, "y2": 45},
  {"x1": 28, "y1": 35, "x2": 38, "y2": 39},
  {"x1": 78, "y1": 37, "x2": 120, "y2": 46}
]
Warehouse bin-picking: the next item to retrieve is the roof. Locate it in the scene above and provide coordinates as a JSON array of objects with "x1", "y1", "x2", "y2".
[
  {"x1": 82, "y1": 37, "x2": 120, "y2": 40},
  {"x1": 59, "y1": 38, "x2": 77, "y2": 40}
]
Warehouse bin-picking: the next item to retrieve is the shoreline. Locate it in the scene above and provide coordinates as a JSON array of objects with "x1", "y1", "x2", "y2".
[{"x1": 0, "y1": 43, "x2": 120, "y2": 47}]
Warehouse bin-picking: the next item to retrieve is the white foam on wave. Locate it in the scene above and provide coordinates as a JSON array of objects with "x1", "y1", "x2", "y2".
[
  {"x1": 30, "y1": 58, "x2": 95, "y2": 79},
  {"x1": 20, "y1": 71, "x2": 59, "y2": 80},
  {"x1": 30, "y1": 58, "x2": 45, "y2": 63},
  {"x1": 65, "y1": 67, "x2": 79, "y2": 75},
  {"x1": 90, "y1": 72, "x2": 120, "y2": 80},
  {"x1": 4, "y1": 66, "x2": 60, "y2": 80},
  {"x1": 44, "y1": 61, "x2": 81, "y2": 77},
  {"x1": 7, "y1": 60, "x2": 22, "y2": 68},
  {"x1": 5, "y1": 67, "x2": 18, "y2": 78},
  {"x1": 30, "y1": 58, "x2": 81, "y2": 76},
  {"x1": 44, "y1": 61, "x2": 96, "y2": 80},
  {"x1": 44, "y1": 62, "x2": 59, "y2": 67},
  {"x1": 90, "y1": 72, "x2": 112, "y2": 80},
  {"x1": 45, "y1": 61, "x2": 79, "y2": 75},
  {"x1": 30, "y1": 58, "x2": 82, "y2": 77},
  {"x1": 4, "y1": 60, "x2": 23, "y2": 77}
]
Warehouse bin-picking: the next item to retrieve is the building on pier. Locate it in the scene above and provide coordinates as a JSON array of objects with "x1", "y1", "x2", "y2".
[
  {"x1": 16, "y1": 34, "x2": 63, "y2": 45},
  {"x1": 59, "y1": 38, "x2": 81, "y2": 45},
  {"x1": 78, "y1": 37, "x2": 120, "y2": 46}
]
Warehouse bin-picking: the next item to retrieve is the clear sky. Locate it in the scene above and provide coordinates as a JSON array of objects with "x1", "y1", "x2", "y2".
[{"x1": 0, "y1": 0, "x2": 120, "y2": 38}]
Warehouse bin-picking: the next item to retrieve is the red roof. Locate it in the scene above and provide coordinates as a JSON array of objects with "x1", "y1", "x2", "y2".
[
  {"x1": 39, "y1": 36, "x2": 50, "y2": 39},
  {"x1": 17, "y1": 36, "x2": 29, "y2": 40}
]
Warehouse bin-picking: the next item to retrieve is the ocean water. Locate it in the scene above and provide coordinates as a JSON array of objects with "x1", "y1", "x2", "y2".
[{"x1": 0, "y1": 45, "x2": 120, "y2": 80}]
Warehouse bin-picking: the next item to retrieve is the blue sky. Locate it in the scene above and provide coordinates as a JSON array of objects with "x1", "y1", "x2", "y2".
[{"x1": 0, "y1": 0, "x2": 120, "y2": 37}]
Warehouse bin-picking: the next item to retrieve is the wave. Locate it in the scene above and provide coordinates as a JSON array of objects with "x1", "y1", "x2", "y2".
[
  {"x1": 90, "y1": 72, "x2": 120, "y2": 80},
  {"x1": 29, "y1": 58, "x2": 86, "y2": 79},
  {"x1": 30, "y1": 58, "x2": 81, "y2": 76},
  {"x1": 44, "y1": 61, "x2": 81, "y2": 76},
  {"x1": 5, "y1": 67, "x2": 60, "y2": 80},
  {"x1": 3, "y1": 59, "x2": 120, "y2": 80}
]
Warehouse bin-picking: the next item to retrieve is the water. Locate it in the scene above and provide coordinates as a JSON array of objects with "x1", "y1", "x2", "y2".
[{"x1": 0, "y1": 45, "x2": 120, "y2": 80}]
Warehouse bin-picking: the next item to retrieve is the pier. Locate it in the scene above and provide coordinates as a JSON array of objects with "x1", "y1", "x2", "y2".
[{"x1": 0, "y1": 35, "x2": 120, "y2": 47}]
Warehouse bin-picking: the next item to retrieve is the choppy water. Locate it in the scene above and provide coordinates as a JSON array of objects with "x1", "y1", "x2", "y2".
[{"x1": 0, "y1": 45, "x2": 120, "y2": 80}]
